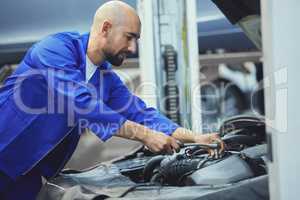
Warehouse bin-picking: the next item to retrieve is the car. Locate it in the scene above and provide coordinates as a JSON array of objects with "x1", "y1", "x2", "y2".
[{"x1": 37, "y1": 115, "x2": 268, "y2": 200}]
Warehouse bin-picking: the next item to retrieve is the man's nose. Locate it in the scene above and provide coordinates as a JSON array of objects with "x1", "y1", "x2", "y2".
[{"x1": 128, "y1": 41, "x2": 137, "y2": 54}]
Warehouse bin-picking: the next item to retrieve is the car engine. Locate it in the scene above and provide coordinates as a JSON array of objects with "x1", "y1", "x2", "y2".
[{"x1": 116, "y1": 115, "x2": 267, "y2": 186}]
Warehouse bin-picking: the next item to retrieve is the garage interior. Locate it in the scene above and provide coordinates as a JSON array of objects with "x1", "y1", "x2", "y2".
[{"x1": 0, "y1": 0, "x2": 299, "y2": 199}]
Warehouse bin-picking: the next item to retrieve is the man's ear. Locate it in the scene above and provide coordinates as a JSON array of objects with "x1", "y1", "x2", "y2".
[{"x1": 101, "y1": 21, "x2": 112, "y2": 37}]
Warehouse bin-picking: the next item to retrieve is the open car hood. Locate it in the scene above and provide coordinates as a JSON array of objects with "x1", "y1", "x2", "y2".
[{"x1": 212, "y1": 0, "x2": 262, "y2": 49}]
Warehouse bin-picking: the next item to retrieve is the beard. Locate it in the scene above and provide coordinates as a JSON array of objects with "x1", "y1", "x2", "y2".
[{"x1": 105, "y1": 51, "x2": 126, "y2": 66}]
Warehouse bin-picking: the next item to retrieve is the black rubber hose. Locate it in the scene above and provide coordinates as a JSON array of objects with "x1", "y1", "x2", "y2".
[
  {"x1": 143, "y1": 155, "x2": 165, "y2": 182},
  {"x1": 158, "y1": 159, "x2": 200, "y2": 185}
]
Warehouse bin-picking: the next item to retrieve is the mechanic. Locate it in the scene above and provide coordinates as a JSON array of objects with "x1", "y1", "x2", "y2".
[{"x1": 0, "y1": 1, "x2": 222, "y2": 199}]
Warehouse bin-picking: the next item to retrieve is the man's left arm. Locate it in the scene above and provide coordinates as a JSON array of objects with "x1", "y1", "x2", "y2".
[
  {"x1": 106, "y1": 72, "x2": 221, "y2": 145},
  {"x1": 171, "y1": 127, "x2": 221, "y2": 145}
]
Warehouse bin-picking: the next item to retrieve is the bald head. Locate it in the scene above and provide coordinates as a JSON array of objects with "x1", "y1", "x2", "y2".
[
  {"x1": 88, "y1": 1, "x2": 141, "y2": 66},
  {"x1": 91, "y1": 0, "x2": 140, "y2": 33}
]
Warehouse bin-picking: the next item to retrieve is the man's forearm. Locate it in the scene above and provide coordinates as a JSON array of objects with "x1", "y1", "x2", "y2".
[
  {"x1": 115, "y1": 120, "x2": 180, "y2": 153},
  {"x1": 172, "y1": 127, "x2": 222, "y2": 146},
  {"x1": 115, "y1": 121, "x2": 221, "y2": 152},
  {"x1": 171, "y1": 127, "x2": 197, "y2": 143},
  {"x1": 115, "y1": 120, "x2": 151, "y2": 142},
  {"x1": 116, "y1": 122, "x2": 198, "y2": 143}
]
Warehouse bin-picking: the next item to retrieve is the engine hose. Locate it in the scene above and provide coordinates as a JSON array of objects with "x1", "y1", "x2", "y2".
[
  {"x1": 157, "y1": 159, "x2": 200, "y2": 185},
  {"x1": 177, "y1": 157, "x2": 212, "y2": 184},
  {"x1": 143, "y1": 155, "x2": 165, "y2": 182}
]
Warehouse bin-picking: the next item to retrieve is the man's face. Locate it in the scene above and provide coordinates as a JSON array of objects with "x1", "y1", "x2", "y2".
[{"x1": 103, "y1": 18, "x2": 141, "y2": 66}]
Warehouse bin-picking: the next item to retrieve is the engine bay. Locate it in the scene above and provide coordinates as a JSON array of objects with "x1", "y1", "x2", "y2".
[
  {"x1": 38, "y1": 115, "x2": 269, "y2": 200},
  {"x1": 115, "y1": 115, "x2": 267, "y2": 187}
]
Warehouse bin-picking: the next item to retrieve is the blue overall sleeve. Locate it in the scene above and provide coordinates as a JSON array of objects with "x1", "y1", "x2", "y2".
[
  {"x1": 28, "y1": 35, "x2": 127, "y2": 141},
  {"x1": 106, "y1": 72, "x2": 180, "y2": 136}
]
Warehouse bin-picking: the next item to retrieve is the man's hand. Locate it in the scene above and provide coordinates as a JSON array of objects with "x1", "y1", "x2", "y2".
[
  {"x1": 172, "y1": 128, "x2": 224, "y2": 154},
  {"x1": 194, "y1": 133, "x2": 224, "y2": 154},
  {"x1": 172, "y1": 128, "x2": 222, "y2": 144},
  {"x1": 116, "y1": 121, "x2": 223, "y2": 155},
  {"x1": 115, "y1": 120, "x2": 180, "y2": 154},
  {"x1": 142, "y1": 132, "x2": 180, "y2": 154},
  {"x1": 193, "y1": 133, "x2": 222, "y2": 145}
]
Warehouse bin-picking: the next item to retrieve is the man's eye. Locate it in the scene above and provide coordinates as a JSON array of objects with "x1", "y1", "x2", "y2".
[{"x1": 126, "y1": 35, "x2": 133, "y2": 41}]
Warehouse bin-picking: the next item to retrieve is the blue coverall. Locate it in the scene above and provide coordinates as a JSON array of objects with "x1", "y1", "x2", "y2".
[{"x1": 0, "y1": 32, "x2": 179, "y2": 199}]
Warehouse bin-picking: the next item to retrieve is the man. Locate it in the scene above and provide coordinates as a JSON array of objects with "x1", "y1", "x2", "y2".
[{"x1": 0, "y1": 1, "x2": 221, "y2": 199}]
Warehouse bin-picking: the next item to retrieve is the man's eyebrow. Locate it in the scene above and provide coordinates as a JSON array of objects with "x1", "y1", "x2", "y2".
[{"x1": 126, "y1": 32, "x2": 140, "y2": 39}]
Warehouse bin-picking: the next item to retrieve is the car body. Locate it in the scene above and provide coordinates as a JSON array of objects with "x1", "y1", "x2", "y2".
[{"x1": 37, "y1": 115, "x2": 269, "y2": 200}]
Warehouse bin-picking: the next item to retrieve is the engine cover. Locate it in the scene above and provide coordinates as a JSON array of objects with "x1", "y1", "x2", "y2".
[{"x1": 185, "y1": 155, "x2": 254, "y2": 185}]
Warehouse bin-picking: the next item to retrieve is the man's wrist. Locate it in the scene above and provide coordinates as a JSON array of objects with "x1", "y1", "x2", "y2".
[
  {"x1": 134, "y1": 125, "x2": 151, "y2": 143},
  {"x1": 116, "y1": 120, "x2": 152, "y2": 143},
  {"x1": 171, "y1": 127, "x2": 197, "y2": 143}
]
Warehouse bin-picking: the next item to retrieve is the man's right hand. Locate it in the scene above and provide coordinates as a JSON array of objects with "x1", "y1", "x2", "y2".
[
  {"x1": 116, "y1": 120, "x2": 179, "y2": 154},
  {"x1": 142, "y1": 131, "x2": 180, "y2": 154}
]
